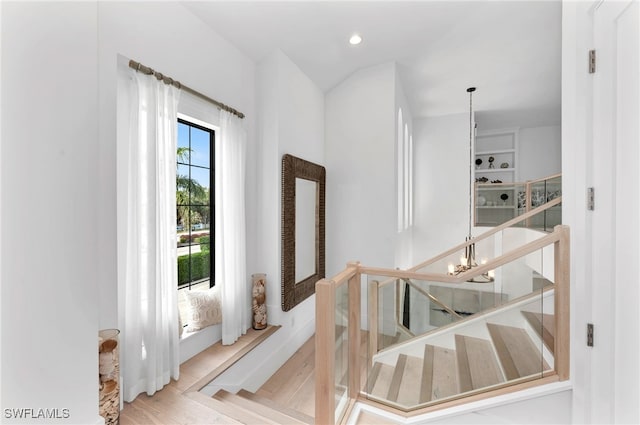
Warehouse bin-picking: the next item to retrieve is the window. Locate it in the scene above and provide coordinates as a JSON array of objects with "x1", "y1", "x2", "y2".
[
  {"x1": 176, "y1": 118, "x2": 214, "y2": 298},
  {"x1": 397, "y1": 109, "x2": 414, "y2": 232},
  {"x1": 397, "y1": 109, "x2": 404, "y2": 232}
]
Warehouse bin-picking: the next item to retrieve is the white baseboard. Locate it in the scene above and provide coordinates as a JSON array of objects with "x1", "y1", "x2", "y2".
[{"x1": 348, "y1": 381, "x2": 572, "y2": 424}]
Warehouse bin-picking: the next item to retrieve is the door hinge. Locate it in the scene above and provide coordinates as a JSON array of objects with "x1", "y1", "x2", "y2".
[
  {"x1": 587, "y1": 323, "x2": 594, "y2": 347},
  {"x1": 587, "y1": 187, "x2": 595, "y2": 210},
  {"x1": 589, "y1": 49, "x2": 596, "y2": 74}
]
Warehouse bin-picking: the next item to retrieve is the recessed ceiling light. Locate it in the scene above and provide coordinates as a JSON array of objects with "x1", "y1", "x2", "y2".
[{"x1": 349, "y1": 34, "x2": 362, "y2": 45}]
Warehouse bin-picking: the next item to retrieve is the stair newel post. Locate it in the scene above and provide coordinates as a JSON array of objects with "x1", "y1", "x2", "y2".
[
  {"x1": 347, "y1": 262, "x2": 361, "y2": 400},
  {"x1": 315, "y1": 278, "x2": 336, "y2": 424},
  {"x1": 554, "y1": 225, "x2": 570, "y2": 380}
]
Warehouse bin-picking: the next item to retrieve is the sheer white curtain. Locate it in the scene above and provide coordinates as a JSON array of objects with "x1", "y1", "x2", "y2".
[
  {"x1": 121, "y1": 70, "x2": 180, "y2": 402},
  {"x1": 216, "y1": 110, "x2": 249, "y2": 345}
]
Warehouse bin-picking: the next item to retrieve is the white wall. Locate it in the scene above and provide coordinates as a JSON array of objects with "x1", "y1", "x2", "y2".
[
  {"x1": 97, "y1": 2, "x2": 256, "y2": 355},
  {"x1": 412, "y1": 113, "x2": 470, "y2": 263},
  {"x1": 255, "y1": 49, "x2": 324, "y2": 328},
  {"x1": 1, "y1": 3, "x2": 101, "y2": 423},
  {"x1": 205, "y1": 49, "x2": 325, "y2": 392},
  {"x1": 325, "y1": 62, "x2": 397, "y2": 276},
  {"x1": 518, "y1": 125, "x2": 561, "y2": 181},
  {"x1": 395, "y1": 71, "x2": 415, "y2": 269}
]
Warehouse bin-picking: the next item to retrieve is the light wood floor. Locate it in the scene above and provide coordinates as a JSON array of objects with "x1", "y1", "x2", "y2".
[
  {"x1": 120, "y1": 326, "x2": 278, "y2": 425},
  {"x1": 119, "y1": 328, "x2": 398, "y2": 424},
  {"x1": 255, "y1": 334, "x2": 317, "y2": 417}
]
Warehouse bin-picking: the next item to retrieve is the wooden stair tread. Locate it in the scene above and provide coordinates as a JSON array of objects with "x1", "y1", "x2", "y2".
[
  {"x1": 369, "y1": 362, "x2": 395, "y2": 399},
  {"x1": 396, "y1": 355, "x2": 424, "y2": 406},
  {"x1": 236, "y1": 389, "x2": 314, "y2": 424},
  {"x1": 487, "y1": 323, "x2": 549, "y2": 380},
  {"x1": 522, "y1": 311, "x2": 555, "y2": 354},
  {"x1": 184, "y1": 391, "x2": 261, "y2": 424},
  {"x1": 386, "y1": 354, "x2": 408, "y2": 402},
  {"x1": 214, "y1": 390, "x2": 309, "y2": 425},
  {"x1": 421, "y1": 344, "x2": 458, "y2": 403},
  {"x1": 285, "y1": 369, "x2": 316, "y2": 418},
  {"x1": 455, "y1": 334, "x2": 504, "y2": 392},
  {"x1": 133, "y1": 384, "x2": 243, "y2": 425},
  {"x1": 257, "y1": 336, "x2": 315, "y2": 404}
]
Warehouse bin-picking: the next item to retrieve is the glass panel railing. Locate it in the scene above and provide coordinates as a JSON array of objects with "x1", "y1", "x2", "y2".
[
  {"x1": 364, "y1": 243, "x2": 555, "y2": 411},
  {"x1": 529, "y1": 175, "x2": 562, "y2": 232},
  {"x1": 410, "y1": 235, "x2": 497, "y2": 277},
  {"x1": 368, "y1": 277, "x2": 412, "y2": 353},
  {"x1": 334, "y1": 281, "x2": 349, "y2": 422},
  {"x1": 476, "y1": 182, "x2": 527, "y2": 227},
  {"x1": 475, "y1": 175, "x2": 562, "y2": 229},
  {"x1": 413, "y1": 203, "x2": 556, "y2": 277}
]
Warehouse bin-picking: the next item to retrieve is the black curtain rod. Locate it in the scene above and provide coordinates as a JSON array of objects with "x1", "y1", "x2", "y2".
[{"x1": 128, "y1": 59, "x2": 245, "y2": 119}]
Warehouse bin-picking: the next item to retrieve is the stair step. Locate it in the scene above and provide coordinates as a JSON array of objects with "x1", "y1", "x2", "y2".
[
  {"x1": 369, "y1": 362, "x2": 395, "y2": 399},
  {"x1": 214, "y1": 389, "x2": 307, "y2": 424},
  {"x1": 421, "y1": 344, "x2": 458, "y2": 403},
  {"x1": 185, "y1": 391, "x2": 271, "y2": 425},
  {"x1": 522, "y1": 311, "x2": 555, "y2": 354},
  {"x1": 256, "y1": 336, "x2": 315, "y2": 406},
  {"x1": 487, "y1": 323, "x2": 549, "y2": 380},
  {"x1": 236, "y1": 390, "x2": 314, "y2": 424},
  {"x1": 455, "y1": 334, "x2": 504, "y2": 392},
  {"x1": 396, "y1": 355, "x2": 424, "y2": 406},
  {"x1": 386, "y1": 354, "x2": 408, "y2": 402}
]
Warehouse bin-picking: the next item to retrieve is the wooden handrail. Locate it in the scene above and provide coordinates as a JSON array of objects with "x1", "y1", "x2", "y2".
[
  {"x1": 528, "y1": 172, "x2": 562, "y2": 185},
  {"x1": 411, "y1": 196, "x2": 562, "y2": 272},
  {"x1": 328, "y1": 266, "x2": 359, "y2": 288},
  {"x1": 315, "y1": 225, "x2": 570, "y2": 424},
  {"x1": 361, "y1": 228, "x2": 560, "y2": 285}
]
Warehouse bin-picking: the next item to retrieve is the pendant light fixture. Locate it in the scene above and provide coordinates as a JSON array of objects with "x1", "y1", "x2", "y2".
[{"x1": 448, "y1": 87, "x2": 494, "y2": 283}]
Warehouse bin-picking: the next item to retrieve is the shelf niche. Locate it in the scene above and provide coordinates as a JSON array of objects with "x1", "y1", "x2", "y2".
[{"x1": 474, "y1": 128, "x2": 518, "y2": 184}]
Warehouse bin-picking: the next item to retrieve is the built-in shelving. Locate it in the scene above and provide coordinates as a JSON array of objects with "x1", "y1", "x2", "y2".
[
  {"x1": 474, "y1": 128, "x2": 518, "y2": 185},
  {"x1": 474, "y1": 128, "x2": 520, "y2": 226}
]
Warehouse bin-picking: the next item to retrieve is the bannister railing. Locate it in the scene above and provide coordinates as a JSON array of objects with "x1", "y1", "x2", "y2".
[
  {"x1": 475, "y1": 173, "x2": 561, "y2": 228},
  {"x1": 315, "y1": 263, "x2": 360, "y2": 425},
  {"x1": 412, "y1": 196, "x2": 562, "y2": 275},
  {"x1": 315, "y1": 224, "x2": 570, "y2": 423}
]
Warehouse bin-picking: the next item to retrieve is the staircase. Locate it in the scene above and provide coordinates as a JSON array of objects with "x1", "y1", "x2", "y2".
[
  {"x1": 186, "y1": 334, "x2": 319, "y2": 424},
  {"x1": 182, "y1": 303, "x2": 557, "y2": 424},
  {"x1": 366, "y1": 306, "x2": 556, "y2": 410},
  {"x1": 204, "y1": 389, "x2": 314, "y2": 424}
]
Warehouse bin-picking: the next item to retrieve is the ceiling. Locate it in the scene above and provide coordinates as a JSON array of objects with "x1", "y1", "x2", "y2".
[{"x1": 183, "y1": 1, "x2": 562, "y2": 128}]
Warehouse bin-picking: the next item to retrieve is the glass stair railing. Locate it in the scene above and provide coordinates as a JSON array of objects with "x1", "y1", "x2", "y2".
[
  {"x1": 314, "y1": 203, "x2": 569, "y2": 424},
  {"x1": 475, "y1": 173, "x2": 561, "y2": 229}
]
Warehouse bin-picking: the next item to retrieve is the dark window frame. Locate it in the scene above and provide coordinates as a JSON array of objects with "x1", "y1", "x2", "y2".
[{"x1": 177, "y1": 118, "x2": 215, "y2": 290}]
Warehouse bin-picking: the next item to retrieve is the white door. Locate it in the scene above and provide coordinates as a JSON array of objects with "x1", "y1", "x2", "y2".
[{"x1": 589, "y1": 0, "x2": 639, "y2": 423}]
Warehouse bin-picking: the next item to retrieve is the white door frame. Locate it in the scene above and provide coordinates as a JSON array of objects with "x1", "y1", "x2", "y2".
[{"x1": 563, "y1": 0, "x2": 639, "y2": 423}]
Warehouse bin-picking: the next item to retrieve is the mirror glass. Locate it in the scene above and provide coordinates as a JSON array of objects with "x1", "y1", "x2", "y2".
[{"x1": 295, "y1": 178, "x2": 316, "y2": 282}]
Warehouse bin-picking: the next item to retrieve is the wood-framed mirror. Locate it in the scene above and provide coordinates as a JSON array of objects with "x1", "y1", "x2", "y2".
[{"x1": 281, "y1": 154, "x2": 326, "y2": 312}]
